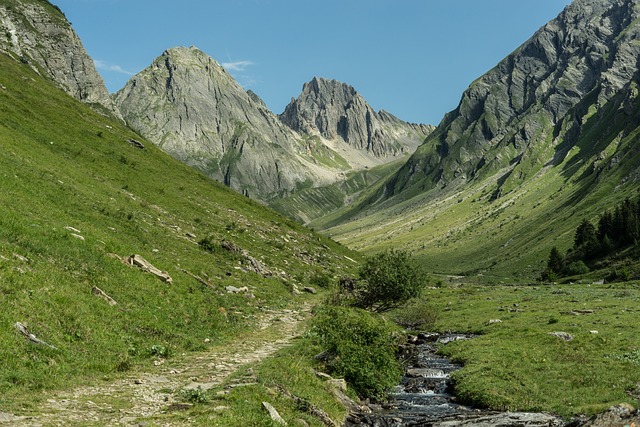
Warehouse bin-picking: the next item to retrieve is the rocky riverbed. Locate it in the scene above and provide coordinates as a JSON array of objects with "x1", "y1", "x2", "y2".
[{"x1": 344, "y1": 333, "x2": 640, "y2": 427}]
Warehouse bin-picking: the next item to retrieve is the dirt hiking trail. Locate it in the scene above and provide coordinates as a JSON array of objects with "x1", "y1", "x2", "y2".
[{"x1": 3, "y1": 307, "x2": 309, "y2": 427}]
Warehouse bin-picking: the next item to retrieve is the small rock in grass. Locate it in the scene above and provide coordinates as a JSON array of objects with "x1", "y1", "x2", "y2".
[
  {"x1": 549, "y1": 331, "x2": 574, "y2": 341},
  {"x1": 262, "y1": 401, "x2": 287, "y2": 425},
  {"x1": 486, "y1": 319, "x2": 502, "y2": 325}
]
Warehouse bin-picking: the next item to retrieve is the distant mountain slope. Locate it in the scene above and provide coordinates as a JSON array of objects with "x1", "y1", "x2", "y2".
[
  {"x1": 0, "y1": 0, "x2": 121, "y2": 118},
  {"x1": 114, "y1": 46, "x2": 338, "y2": 200},
  {"x1": 280, "y1": 77, "x2": 432, "y2": 158},
  {"x1": 114, "y1": 48, "x2": 431, "y2": 205},
  {"x1": 321, "y1": 0, "x2": 640, "y2": 280},
  {"x1": 383, "y1": 0, "x2": 640, "y2": 201}
]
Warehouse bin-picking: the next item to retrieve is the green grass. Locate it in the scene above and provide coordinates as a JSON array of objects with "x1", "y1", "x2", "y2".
[
  {"x1": 271, "y1": 158, "x2": 408, "y2": 226},
  {"x1": 0, "y1": 52, "x2": 359, "y2": 411},
  {"x1": 122, "y1": 313, "x2": 350, "y2": 427},
  {"x1": 317, "y1": 63, "x2": 640, "y2": 283},
  {"x1": 180, "y1": 338, "x2": 348, "y2": 426},
  {"x1": 321, "y1": 109, "x2": 640, "y2": 282},
  {"x1": 416, "y1": 281, "x2": 640, "y2": 417}
]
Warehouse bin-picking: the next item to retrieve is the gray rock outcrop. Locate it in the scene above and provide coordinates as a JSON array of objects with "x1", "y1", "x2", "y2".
[
  {"x1": 114, "y1": 46, "x2": 345, "y2": 201},
  {"x1": 0, "y1": 0, "x2": 121, "y2": 119},
  {"x1": 383, "y1": 0, "x2": 640, "y2": 199},
  {"x1": 114, "y1": 47, "x2": 431, "y2": 202},
  {"x1": 280, "y1": 77, "x2": 432, "y2": 157}
]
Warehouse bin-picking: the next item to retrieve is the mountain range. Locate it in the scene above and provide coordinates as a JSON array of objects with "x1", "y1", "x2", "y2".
[
  {"x1": 113, "y1": 46, "x2": 431, "y2": 207},
  {"x1": 2, "y1": 0, "x2": 640, "y2": 280}
]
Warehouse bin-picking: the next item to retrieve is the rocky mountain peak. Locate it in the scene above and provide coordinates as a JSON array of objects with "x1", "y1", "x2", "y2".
[
  {"x1": 383, "y1": 0, "x2": 640, "y2": 199},
  {"x1": 0, "y1": 0, "x2": 121, "y2": 119},
  {"x1": 114, "y1": 46, "x2": 344, "y2": 201},
  {"x1": 280, "y1": 77, "x2": 431, "y2": 157}
]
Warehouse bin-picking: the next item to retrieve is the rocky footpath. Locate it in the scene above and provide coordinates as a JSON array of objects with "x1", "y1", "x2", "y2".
[
  {"x1": 2, "y1": 307, "x2": 309, "y2": 427},
  {"x1": 0, "y1": 0, "x2": 120, "y2": 118}
]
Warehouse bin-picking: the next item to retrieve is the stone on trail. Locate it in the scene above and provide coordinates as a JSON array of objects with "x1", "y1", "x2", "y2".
[{"x1": 0, "y1": 412, "x2": 27, "y2": 423}]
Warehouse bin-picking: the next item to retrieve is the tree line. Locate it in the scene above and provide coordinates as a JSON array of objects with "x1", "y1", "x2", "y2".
[{"x1": 545, "y1": 195, "x2": 640, "y2": 279}]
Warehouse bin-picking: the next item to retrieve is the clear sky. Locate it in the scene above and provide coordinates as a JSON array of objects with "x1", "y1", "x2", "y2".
[{"x1": 53, "y1": 0, "x2": 572, "y2": 125}]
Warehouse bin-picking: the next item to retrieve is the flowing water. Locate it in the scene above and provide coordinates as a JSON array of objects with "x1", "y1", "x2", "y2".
[{"x1": 344, "y1": 333, "x2": 564, "y2": 427}]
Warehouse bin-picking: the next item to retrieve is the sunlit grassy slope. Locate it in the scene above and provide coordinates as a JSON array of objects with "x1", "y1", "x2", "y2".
[
  {"x1": 0, "y1": 52, "x2": 358, "y2": 408},
  {"x1": 320, "y1": 83, "x2": 640, "y2": 282},
  {"x1": 268, "y1": 157, "x2": 408, "y2": 224}
]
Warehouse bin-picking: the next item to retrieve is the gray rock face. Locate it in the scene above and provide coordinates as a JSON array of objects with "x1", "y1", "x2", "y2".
[
  {"x1": 114, "y1": 47, "x2": 346, "y2": 200},
  {"x1": 385, "y1": 0, "x2": 640, "y2": 198},
  {"x1": 0, "y1": 0, "x2": 120, "y2": 119},
  {"x1": 115, "y1": 47, "x2": 430, "y2": 202},
  {"x1": 280, "y1": 77, "x2": 432, "y2": 157}
]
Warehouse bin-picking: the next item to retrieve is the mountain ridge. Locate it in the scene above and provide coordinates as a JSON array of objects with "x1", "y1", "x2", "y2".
[
  {"x1": 380, "y1": 0, "x2": 639, "y2": 202},
  {"x1": 318, "y1": 0, "x2": 640, "y2": 279},
  {"x1": 280, "y1": 76, "x2": 432, "y2": 157},
  {"x1": 114, "y1": 46, "x2": 431, "y2": 206},
  {"x1": 0, "y1": 0, "x2": 121, "y2": 118}
]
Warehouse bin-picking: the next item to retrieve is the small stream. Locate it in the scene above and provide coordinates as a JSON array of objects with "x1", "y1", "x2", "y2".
[{"x1": 344, "y1": 333, "x2": 564, "y2": 427}]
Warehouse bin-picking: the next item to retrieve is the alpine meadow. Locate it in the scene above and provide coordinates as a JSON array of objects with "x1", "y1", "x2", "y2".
[{"x1": 2, "y1": 0, "x2": 640, "y2": 426}]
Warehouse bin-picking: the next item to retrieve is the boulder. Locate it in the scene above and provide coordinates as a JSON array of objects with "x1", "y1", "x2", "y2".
[{"x1": 262, "y1": 402, "x2": 287, "y2": 426}]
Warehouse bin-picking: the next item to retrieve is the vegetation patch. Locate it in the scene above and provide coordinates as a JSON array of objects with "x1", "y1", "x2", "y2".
[
  {"x1": 422, "y1": 280, "x2": 640, "y2": 417},
  {"x1": 310, "y1": 305, "x2": 403, "y2": 399}
]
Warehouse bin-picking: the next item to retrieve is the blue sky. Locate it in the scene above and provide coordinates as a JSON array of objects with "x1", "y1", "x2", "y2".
[{"x1": 53, "y1": 0, "x2": 572, "y2": 125}]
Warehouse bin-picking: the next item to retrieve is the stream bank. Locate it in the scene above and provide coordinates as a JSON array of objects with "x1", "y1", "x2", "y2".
[{"x1": 344, "y1": 333, "x2": 565, "y2": 427}]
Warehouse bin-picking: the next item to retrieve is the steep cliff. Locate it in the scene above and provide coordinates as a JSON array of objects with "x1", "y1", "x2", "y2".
[
  {"x1": 0, "y1": 0, "x2": 120, "y2": 118},
  {"x1": 384, "y1": 0, "x2": 640, "y2": 200},
  {"x1": 114, "y1": 46, "x2": 349, "y2": 201},
  {"x1": 280, "y1": 77, "x2": 432, "y2": 158}
]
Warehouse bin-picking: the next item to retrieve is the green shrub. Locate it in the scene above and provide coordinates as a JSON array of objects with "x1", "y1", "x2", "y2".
[
  {"x1": 392, "y1": 299, "x2": 438, "y2": 330},
  {"x1": 179, "y1": 386, "x2": 209, "y2": 404},
  {"x1": 311, "y1": 305, "x2": 403, "y2": 399},
  {"x1": 309, "y1": 271, "x2": 333, "y2": 289},
  {"x1": 150, "y1": 344, "x2": 170, "y2": 358},
  {"x1": 566, "y1": 260, "x2": 590, "y2": 276},
  {"x1": 355, "y1": 250, "x2": 428, "y2": 312},
  {"x1": 198, "y1": 236, "x2": 218, "y2": 253}
]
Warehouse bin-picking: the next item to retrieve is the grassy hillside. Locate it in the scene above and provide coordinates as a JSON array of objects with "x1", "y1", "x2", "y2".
[
  {"x1": 321, "y1": 83, "x2": 640, "y2": 282},
  {"x1": 0, "y1": 52, "x2": 358, "y2": 409},
  {"x1": 268, "y1": 158, "x2": 407, "y2": 224}
]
